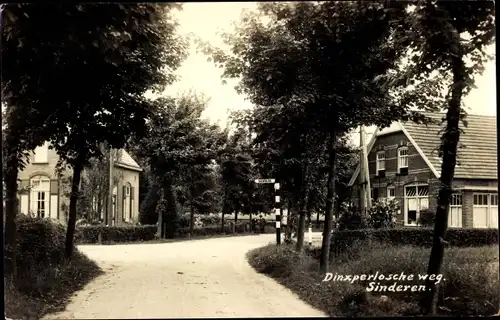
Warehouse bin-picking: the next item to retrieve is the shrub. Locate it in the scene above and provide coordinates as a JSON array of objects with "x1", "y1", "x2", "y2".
[
  {"x1": 367, "y1": 199, "x2": 398, "y2": 229},
  {"x1": 338, "y1": 209, "x2": 368, "y2": 230},
  {"x1": 417, "y1": 209, "x2": 435, "y2": 227},
  {"x1": 15, "y1": 215, "x2": 67, "y2": 278}
]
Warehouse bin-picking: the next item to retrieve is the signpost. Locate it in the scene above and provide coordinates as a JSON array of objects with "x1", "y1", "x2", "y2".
[{"x1": 255, "y1": 178, "x2": 281, "y2": 245}]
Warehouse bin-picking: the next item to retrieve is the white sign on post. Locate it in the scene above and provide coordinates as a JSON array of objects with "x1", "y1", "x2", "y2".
[{"x1": 254, "y1": 178, "x2": 275, "y2": 184}]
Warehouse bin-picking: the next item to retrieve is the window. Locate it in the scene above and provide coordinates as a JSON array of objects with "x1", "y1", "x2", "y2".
[
  {"x1": 33, "y1": 142, "x2": 49, "y2": 163},
  {"x1": 473, "y1": 193, "x2": 497, "y2": 228},
  {"x1": 30, "y1": 176, "x2": 50, "y2": 218},
  {"x1": 450, "y1": 194, "x2": 463, "y2": 206},
  {"x1": 490, "y1": 194, "x2": 498, "y2": 206},
  {"x1": 404, "y1": 184, "x2": 429, "y2": 226},
  {"x1": 398, "y1": 147, "x2": 408, "y2": 171},
  {"x1": 449, "y1": 193, "x2": 463, "y2": 228},
  {"x1": 474, "y1": 194, "x2": 489, "y2": 206},
  {"x1": 387, "y1": 187, "x2": 395, "y2": 200},
  {"x1": 376, "y1": 151, "x2": 386, "y2": 172},
  {"x1": 372, "y1": 188, "x2": 379, "y2": 201}
]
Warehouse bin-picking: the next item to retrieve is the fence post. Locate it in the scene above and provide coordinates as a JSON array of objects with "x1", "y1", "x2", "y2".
[{"x1": 274, "y1": 182, "x2": 281, "y2": 245}]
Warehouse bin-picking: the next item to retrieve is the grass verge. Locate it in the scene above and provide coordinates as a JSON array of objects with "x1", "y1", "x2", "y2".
[
  {"x1": 247, "y1": 241, "x2": 499, "y2": 317},
  {"x1": 4, "y1": 249, "x2": 103, "y2": 320}
]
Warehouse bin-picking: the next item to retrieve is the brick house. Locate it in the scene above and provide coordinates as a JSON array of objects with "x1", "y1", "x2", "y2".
[
  {"x1": 17, "y1": 142, "x2": 142, "y2": 225},
  {"x1": 348, "y1": 113, "x2": 498, "y2": 228}
]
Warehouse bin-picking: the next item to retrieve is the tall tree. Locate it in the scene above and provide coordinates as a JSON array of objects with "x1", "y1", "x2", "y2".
[
  {"x1": 2, "y1": 3, "x2": 187, "y2": 260},
  {"x1": 198, "y1": 1, "x2": 420, "y2": 269},
  {"x1": 385, "y1": 0, "x2": 495, "y2": 314},
  {"x1": 136, "y1": 93, "x2": 226, "y2": 238}
]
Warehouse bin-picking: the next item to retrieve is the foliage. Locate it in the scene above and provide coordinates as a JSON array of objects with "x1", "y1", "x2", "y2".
[
  {"x1": 337, "y1": 208, "x2": 368, "y2": 231},
  {"x1": 367, "y1": 199, "x2": 398, "y2": 229},
  {"x1": 2, "y1": 3, "x2": 188, "y2": 263},
  {"x1": 249, "y1": 243, "x2": 498, "y2": 316},
  {"x1": 134, "y1": 92, "x2": 226, "y2": 237},
  {"x1": 417, "y1": 209, "x2": 435, "y2": 227}
]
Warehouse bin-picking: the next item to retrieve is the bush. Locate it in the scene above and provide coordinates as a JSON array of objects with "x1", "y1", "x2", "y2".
[
  {"x1": 417, "y1": 209, "x2": 435, "y2": 227},
  {"x1": 338, "y1": 209, "x2": 368, "y2": 230},
  {"x1": 248, "y1": 242, "x2": 498, "y2": 316},
  {"x1": 15, "y1": 215, "x2": 67, "y2": 277},
  {"x1": 367, "y1": 199, "x2": 398, "y2": 229},
  {"x1": 5, "y1": 216, "x2": 102, "y2": 319},
  {"x1": 75, "y1": 224, "x2": 158, "y2": 244}
]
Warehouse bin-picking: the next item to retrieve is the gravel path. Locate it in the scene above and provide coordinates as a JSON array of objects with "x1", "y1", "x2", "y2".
[{"x1": 44, "y1": 234, "x2": 326, "y2": 319}]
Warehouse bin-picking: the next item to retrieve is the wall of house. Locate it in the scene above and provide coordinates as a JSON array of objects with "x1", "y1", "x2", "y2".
[
  {"x1": 17, "y1": 146, "x2": 141, "y2": 225},
  {"x1": 356, "y1": 131, "x2": 438, "y2": 225},
  {"x1": 114, "y1": 166, "x2": 140, "y2": 225}
]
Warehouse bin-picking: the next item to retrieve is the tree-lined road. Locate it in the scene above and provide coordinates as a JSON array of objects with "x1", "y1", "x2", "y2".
[{"x1": 45, "y1": 234, "x2": 326, "y2": 319}]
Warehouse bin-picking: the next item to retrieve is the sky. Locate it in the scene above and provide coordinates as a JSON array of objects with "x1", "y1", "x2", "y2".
[{"x1": 161, "y1": 2, "x2": 497, "y2": 145}]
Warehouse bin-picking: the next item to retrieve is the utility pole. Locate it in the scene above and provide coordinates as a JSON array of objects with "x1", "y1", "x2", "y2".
[
  {"x1": 359, "y1": 126, "x2": 367, "y2": 214},
  {"x1": 359, "y1": 126, "x2": 372, "y2": 216},
  {"x1": 363, "y1": 129, "x2": 372, "y2": 210},
  {"x1": 107, "y1": 147, "x2": 114, "y2": 226}
]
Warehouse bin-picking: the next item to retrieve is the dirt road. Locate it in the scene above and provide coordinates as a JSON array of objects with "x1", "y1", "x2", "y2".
[{"x1": 45, "y1": 234, "x2": 326, "y2": 319}]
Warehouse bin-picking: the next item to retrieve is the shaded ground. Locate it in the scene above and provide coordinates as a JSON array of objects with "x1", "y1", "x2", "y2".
[{"x1": 44, "y1": 233, "x2": 326, "y2": 319}]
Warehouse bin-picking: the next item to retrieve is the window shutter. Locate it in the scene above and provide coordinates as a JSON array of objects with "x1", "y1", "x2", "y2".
[
  {"x1": 50, "y1": 180, "x2": 59, "y2": 195},
  {"x1": 19, "y1": 180, "x2": 30, "y2": 194},
  {"x1": 130, "y1": 187, "x2": 134, "y2": 219},
  {"x1": 122, "y1": 186, "x2": 126, "y2": 221}
]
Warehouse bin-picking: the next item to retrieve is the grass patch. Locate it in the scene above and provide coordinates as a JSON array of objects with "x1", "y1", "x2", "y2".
[{"x1": 247, "y1": 241, "x2": 499, "y2": 317}]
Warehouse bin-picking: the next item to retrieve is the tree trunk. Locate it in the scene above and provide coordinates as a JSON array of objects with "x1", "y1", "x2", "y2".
[
  {"x1": 306, "y1": 188, "x2": 315, "y2": 225},
  {"x1": 189, "y1": 200, "x2": 195, "y2": 237},
  {"x1": 234, "y1": 211, "x2": 238, "y2": 224},
  {"x1": 420, "y1": 55, "x2": 466, "y2": 315},
  {"x1": 164, "y1": 182, "x2": 179, "y2": 239},
  {"x1": 65, "y1": 159, "x2": 84, "y2": 259},
  {"x1": 320, "y1": 129, "x2": 337, "y2": 273},
  {"x1": 4, "y1": 154, "x2": 19, "y2": 279},
  {"x1": 296, "y1": 161, "x2": 310, "y2": 252},
  {"x1": 316, "y1": 209, "x2": 320, "y2": 228}
]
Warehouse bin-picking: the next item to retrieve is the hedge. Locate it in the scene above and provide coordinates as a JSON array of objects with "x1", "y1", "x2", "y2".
[
  {"x1": 75, "y1": 225, "x2": 158, "y2": 244},
  {"x1": 75, "y1": 221, "x2": 277, "y2": 244},
  {"x1": 330, "y1": 227, "x2": 499, "y2": 255}
]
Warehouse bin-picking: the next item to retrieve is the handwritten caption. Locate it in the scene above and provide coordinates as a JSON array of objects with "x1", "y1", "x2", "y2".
[{"x1": 322, "y1": 272, "x2": 444, "y2": 292}]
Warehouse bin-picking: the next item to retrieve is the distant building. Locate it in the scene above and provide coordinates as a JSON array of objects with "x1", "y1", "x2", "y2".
[
  {"x1": 348, "y1": 113, "x2": 497, "y2": 228},
  {"x1": 17, "y1": 142, "x2": 142, "y2": 225}
]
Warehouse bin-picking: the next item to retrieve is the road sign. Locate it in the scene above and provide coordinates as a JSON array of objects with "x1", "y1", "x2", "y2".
[{"x1": 254, "y1": 178, "x2": 275, "y2": 184}]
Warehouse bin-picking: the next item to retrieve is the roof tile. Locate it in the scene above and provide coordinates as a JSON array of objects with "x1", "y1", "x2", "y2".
[{"x1": 402, "y1": 113, "x2": 497, "y2": 180}]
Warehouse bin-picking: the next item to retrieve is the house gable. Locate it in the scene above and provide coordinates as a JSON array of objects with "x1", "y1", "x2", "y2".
[{"x1": 348, "y1": 122, "x2": 439, "y2": 187}]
